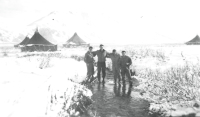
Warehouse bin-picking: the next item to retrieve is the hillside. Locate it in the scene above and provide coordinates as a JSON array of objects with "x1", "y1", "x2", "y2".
[
  {"x1": 13, "y1": 11, "x2": 117, "y2": 45},
  {"x1": 1, "y1": 10, "x2": 178, "y2": 45}
]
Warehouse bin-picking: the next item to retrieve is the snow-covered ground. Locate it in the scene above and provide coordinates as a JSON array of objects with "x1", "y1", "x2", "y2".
[
  {"x1": 0, "y1": 51, "x2": 90, "y2": 117},
  {"x1": 1, "y1": 45, "x2": 200, "y2": 117},
  {"x1": 127, "y1": 45, "x2": 200, "y2": 116}
]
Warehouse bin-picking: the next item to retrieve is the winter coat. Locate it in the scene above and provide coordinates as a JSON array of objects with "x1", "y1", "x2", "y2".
[
  {"x1": 93, "y1": 49, "x2": 108, "y2": 62},
  {"x1": 84, "y1": 51, "x2": 95, "y2": 64},
  {"x1": 119, "y1": 55, "x2": 132, "y2": 69},
  {"x1": 107, "y1": 53, "x2": 121, "y2": 68}
]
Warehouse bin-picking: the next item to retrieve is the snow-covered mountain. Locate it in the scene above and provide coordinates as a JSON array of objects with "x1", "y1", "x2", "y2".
[
  {"x1": 0, "y1": 28, "x2": 25, "y2": 43},
  {"x1": 1, "y1": 10, "x2": 192, "y2": 45},
  {"x1": 15, "y1": 11, "x2": 113, "y2": 44},
  {"x1": 0, "y1": 10, "x2": 126, "y2": 45},
  {"x1": 0, "y1": 29, "x2": 11, "y2": 43}
]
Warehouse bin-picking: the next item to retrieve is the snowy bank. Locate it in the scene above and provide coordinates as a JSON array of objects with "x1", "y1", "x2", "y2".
[{"x1": 0, "y1": 55, "x2": 93, "y2": 117}]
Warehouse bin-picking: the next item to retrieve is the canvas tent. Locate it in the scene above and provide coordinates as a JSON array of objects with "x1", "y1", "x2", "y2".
[
  {"x1": 185, "y1": 35, "x2": 200, "y2": 45},
  {"x1": 14, "y1": 36, "x2": 30, "y2": 47},
  {"x1": 64, "y1": 33, "x2": 87, "y2": 46},
  {"x1": 67, "y1": 33, "x2": 86, "y2": 45},
  {"x1": 68, "y1": 42, "x2": 76, "y2": 45},
  {"x1": 21, "y1": 30, "x2": 57, "y2": 52}
]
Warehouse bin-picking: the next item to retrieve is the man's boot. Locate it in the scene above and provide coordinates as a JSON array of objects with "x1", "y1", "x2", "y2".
[
  {"x1": 129, "y1": 81, "x2": 133, "y2": 87},
  {"x1": 98, "y1": 77, "x2": 101, "y2": 83},
  {"x1": 122, "y1": 77, "x2": 125, "y2": 85},
  {"x1": 102, "y1": 77, "x2": 105, "y2": 84},
  {"x1": 114, "y1": 78, "x2": 117, "y2": 84},
  {"x1": 118, "y1": 78, "x2": 121, "y2": 85}
]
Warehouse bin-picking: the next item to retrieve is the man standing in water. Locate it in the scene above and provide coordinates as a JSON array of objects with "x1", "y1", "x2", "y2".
[
  {"x1": 93, "y1": 44, "x2": 108, "y2": 83},
  {"x1": 119, "y1": 50, "x2": 133, "y2": 86},
  {"x1": 84, "y1": 46, "x2": 95, "y2": 81},
  {"x1": 107, "y1": 49, "x2": 121, "y2": 84}
]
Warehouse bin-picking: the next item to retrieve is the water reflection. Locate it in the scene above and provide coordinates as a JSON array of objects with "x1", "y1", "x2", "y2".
[
  {"x1": 90, "y1": 80, "x2": 149, "y2": 117},
  {"x1": 97, "y1": 82, "x2": 105, "y2": 91},
  {"x1": 114, "y1": 83, "x2": 133, "y2": 97},
  {"x1": 113, "y1": 84, "x2": 121, "y2": 96}
]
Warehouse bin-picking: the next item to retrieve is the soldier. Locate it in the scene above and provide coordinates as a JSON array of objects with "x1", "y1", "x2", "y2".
[
  {"x1": 107, "y1": 49, "x2": 121, "y2": 84},
  {"x1": 93, "y1": 44, "x2": 108, "y2": 83},
  {"x1": 84, "y1": 46, "x2": 95, "y2": 80},
  {"x1": 119, "y1": 50, "x2": 133, "y2": 86}
]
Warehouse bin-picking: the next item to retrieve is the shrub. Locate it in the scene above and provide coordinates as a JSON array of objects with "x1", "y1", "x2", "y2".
[
  {"x1": 70, "y1": 54, "x2": 84, "y2": 61},
  {"x1": 2, "y1": 48, "x2": 9, "y2": 56},
  {"x1": 135, "y1": 61, "x2": 200, "y2": 115},
  {"x1": 46, "y1": 81, "x2": 93, "y2": 117},
  {"x1": 39, "y1": 54, "x2": 52, "y2": 69}
]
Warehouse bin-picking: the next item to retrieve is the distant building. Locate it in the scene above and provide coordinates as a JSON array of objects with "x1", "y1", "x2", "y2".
[
  {"x1": 185, "y1": 35, "x2": 200, "y2": 45},
  {"x1": 63, "y1": 33, "x2": 89, "y2": 48},
  {"x1": 21, "y1": 29, "x2": 57, "y2": 52},
  {"x1": 14, "y1": 36, "x2": 30, "y2": 48}
]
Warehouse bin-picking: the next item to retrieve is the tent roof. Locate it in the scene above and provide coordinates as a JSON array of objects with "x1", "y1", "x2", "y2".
[
  {"x1": 26, "y1": 30, "x2": 54, "y2": 45},
  {"x1": 67, "y1": 33, "x2": 86, "y2": 45},
  {"x1": 186, "y1": 35, "x2": 200, "y2": 43},
  {"x1": 18, "y1": 36, "x2": 30, "y2": 45}
]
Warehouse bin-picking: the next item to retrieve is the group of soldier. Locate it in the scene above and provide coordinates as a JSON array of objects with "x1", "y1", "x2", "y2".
[{"x1": 84, "y1": 44, "x2": 133, "y2": 86}]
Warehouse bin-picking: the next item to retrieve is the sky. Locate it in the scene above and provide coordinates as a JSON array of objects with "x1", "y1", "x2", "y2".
[{"x1": 0, "y1": 0, "x2": 200, "y2": 44}]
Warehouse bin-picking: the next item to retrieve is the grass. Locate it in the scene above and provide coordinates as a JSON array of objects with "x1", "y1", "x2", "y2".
[
  {"x1": 139, "y1": 63, "x2": 200, "y2": 104},
  {"x1": 46, "y1": 79, "x2": 93, "y2": 117},
  {"x1": 2, "y1": 45, "x2": 200, "y2": 116},
  {"x1": 0, "y1": 47, "x2": 94, "y2": 117},
  {"x1": 125, "y1": 48, "x2": 200, "y2": 116},
  {"x1": 105, "y1": 46, "x2": 200, "y2": 116}
]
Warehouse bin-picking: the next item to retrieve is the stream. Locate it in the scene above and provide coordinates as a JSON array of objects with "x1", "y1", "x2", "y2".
[{"x1": 88, "y1": 70, "x2": 150, "y2": 117}]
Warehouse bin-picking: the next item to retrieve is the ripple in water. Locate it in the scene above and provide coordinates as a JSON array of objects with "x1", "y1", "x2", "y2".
[{"x1": 90, "y1": 81, "x2": 150, "y2": 117}]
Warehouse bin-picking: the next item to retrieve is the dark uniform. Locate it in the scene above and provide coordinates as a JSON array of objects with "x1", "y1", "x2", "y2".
[
  {"x1": 119, "y1": 55, "x2": 132, "y2": 85},
  {"x1": 107, "y1": 53, "x2": 121, "y2": 83},
  {"x1": 93, "y1": 49, "x2": 108, "y2": 82},
  {"x1": 84, "y1": 51, "x2": 95, "y2": 78}
]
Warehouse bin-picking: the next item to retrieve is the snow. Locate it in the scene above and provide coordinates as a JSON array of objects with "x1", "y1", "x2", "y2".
[
  {"x1": 2, "y1": 45, "x2": 200, "y2": 116},
  {"x1": 130, "y1": 45, "x2": 200, "y2": 116},
  {"x1": 0, "y1": 53, "x2": 89, "y2": 117}
]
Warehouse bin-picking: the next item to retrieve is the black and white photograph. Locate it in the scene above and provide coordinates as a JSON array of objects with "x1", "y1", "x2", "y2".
[{"x1": 1, "y1": 0, "x2": 200, "y2": 117}]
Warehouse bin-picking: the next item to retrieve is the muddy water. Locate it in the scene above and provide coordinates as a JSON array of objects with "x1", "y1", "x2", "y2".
[{"x1": 89, "y1": 71, "x2": 150, "y2": 117}]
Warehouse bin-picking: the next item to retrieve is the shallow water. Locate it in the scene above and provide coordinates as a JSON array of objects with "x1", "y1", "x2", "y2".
[{"x1": 89, "y1": 71, "x2": 150, "y2": 117}]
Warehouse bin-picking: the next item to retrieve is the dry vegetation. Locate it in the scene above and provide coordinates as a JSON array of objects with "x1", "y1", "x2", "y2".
[
  {"x1": 0, "y1": 47, "x2": 96, "y2": 117},
  {"x1": 105, "y1": 46, "x2": 200, "y2": 116},
  {"x1": 2, "y1": 45, "x2": 200, "y2": 117},
  {"x1": 123, "y1": 47, "x2": 200, "y2": 116}
]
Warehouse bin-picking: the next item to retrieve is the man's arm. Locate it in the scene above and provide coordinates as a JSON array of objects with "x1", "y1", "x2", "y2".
[
  {"x1": 84, "y1": 53, "x2": 88, "y2": 63},
  {"x1": 92, "y1": 51, "x2": 97, "y2": 57},
  {"x1": 106, "y1": 52, "x2": 112, "y2": 58},
  {"x1": 117, "y1": 55, "x2": 121, "y2": 66},
  {"x1": 127, "y1": 56, "x2": 132, "y2": 66},
  {"x1": 119, "y1": 57, "x2": 122, "y2": 68}
]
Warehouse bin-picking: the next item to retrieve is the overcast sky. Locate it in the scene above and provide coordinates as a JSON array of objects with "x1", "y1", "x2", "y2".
[{"x1": 0, "y1": 0, "x2": 200, "y2": 44}]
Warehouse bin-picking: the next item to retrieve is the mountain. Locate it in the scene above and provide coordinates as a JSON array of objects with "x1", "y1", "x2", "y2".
[
  {"x1": 17, "y1": 11, "x2": 107, "y2": 44},
  {"x1": 0, "y1": 29, "x2": 11, "y2": 43},
  {"x1": 1, "y1": 10, "x2": 193, "y2": 45},
  {"x1": 1, "y1": 10, "x2": 126, "y2": 44},
  {"x1": 0, "y1": 28, "x2": 25, "y2": 43},
  {"x1": 0, "y1": 26, "x2": 27, "y2": 44}
]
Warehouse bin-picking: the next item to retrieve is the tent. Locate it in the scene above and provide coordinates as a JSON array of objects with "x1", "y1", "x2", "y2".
[
  {"x1": 14, "y1": 36, "x2": 30, "y2": 47},
  {"x1": 185, "y1": 35, "x2": 200, "y2": 45},
  {"x1": 67, "y1": 33, "x2": 87, "y2": 45},
  {"x1": 21, "y1": 29, "x2": 57, "y2": 52},
  {"x1": 68, "y1": 42, "x2": 76, "y2": 45}
]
